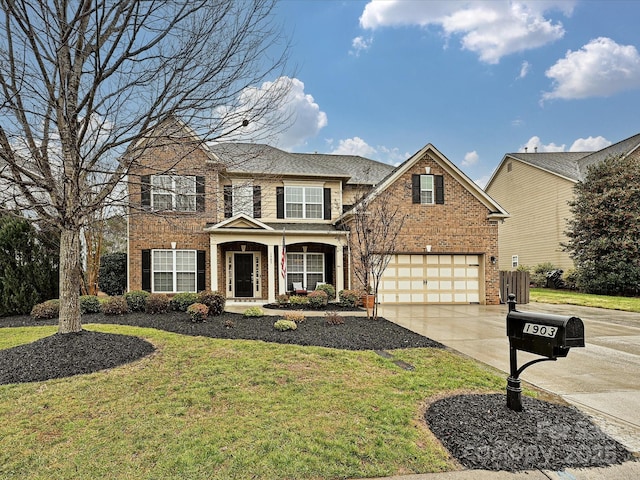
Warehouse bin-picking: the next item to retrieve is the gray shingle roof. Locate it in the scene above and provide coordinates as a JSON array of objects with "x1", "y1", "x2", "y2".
[
  {"x1": 505, "y1": 152, "x2": 590, "y2": 181},
  {"x1": 577, "y1": 132, "x2": 640, "y2": 176},
  {"x1": 207, "y1": 143, "x2": 394, "y2": 185}
]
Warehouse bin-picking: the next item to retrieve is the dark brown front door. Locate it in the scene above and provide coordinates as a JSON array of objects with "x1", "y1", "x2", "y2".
[{"x1": 234, "y1": 254, "x2": 253, "y2": 297}]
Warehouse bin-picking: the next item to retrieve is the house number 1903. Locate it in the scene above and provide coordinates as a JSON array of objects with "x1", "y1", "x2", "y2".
[{"x1": 523, "y1": 323, "x2": 557, "y2": 338}]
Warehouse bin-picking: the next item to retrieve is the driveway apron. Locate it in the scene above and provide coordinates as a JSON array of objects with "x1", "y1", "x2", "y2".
[{"x1": 378, "y1": 303, "x2": 640, "y2": 453}]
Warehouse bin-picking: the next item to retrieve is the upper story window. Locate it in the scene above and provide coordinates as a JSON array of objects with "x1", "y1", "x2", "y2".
[
  {"x1": 412, "y1": 174, "x2": 445, "y2": 205},
  {"x1": 420, "y1": 175, "x2": 434, "y2": 204},
  {"x1": 512, "y1": 255, "x2": 519, "y2": 268},
  {"x1": 152, "y1": 175, "x2": 196, "y2": 211},
  {"x1": 285, "y1": 186, "x2": 323, "y2": 219}
]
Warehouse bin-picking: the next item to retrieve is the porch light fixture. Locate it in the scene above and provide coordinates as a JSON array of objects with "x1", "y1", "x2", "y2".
[{"x1": 490, "y1": 256, "x2": 497, "y2": 264}]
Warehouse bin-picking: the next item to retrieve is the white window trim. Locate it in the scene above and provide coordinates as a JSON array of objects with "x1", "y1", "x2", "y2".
[
  {"x1": 420, "y1": 174, "x2": 435, "y2": 205},
  {"x1": 151, "y1": 174, "x2": 197, "y2": 212},
  {"x1": 152, "y1": 249, "x2": 197, "y2": 293},
  {"x1": 232, "y1": 180, "x2": 254, "y2": 217},
  {"x1": 512, "y1": 255, "x2": 519, "y2": 268},
  {"x1": 286, "y1": 252, "x2": 325, "y2": 290},
  {"x1": 285, "y1": 185, "x2": 324, "y2": 219}
]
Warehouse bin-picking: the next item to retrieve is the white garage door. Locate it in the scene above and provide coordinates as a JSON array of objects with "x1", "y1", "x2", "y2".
[{"x1": 379, "y1": 254, "x2": 481, "y2": 304}]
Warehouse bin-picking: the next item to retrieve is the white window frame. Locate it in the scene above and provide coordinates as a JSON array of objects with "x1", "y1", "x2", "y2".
[
  {"x1": 152, "y1": 249, "x2": 197, "y2": 293},
  {"x1": 233, "y1": 181, "x2": 254, "y2": 217},
  {"x1": 151, "y1": 175, "x2": 196, "y2": 212},
  {"x1": 512, "y1": 255, "x2": 519, "y2": 268},
  {"x1": 420, "y1": 175, "x2": 434, "y2": 204},
  {"x1": 286, "y1": 252, "x2": 324, "y2": 290},
  {"x1": 285, "y1": 186, "x2": 323, "y2": 219}
]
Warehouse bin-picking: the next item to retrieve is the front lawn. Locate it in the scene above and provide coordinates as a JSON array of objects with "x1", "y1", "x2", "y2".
[
  {"x1": 0, "y1": 323, "x2": 504, "y2": 480},
  {"x1": 531, "y1": 288, "x2": 640, "y2": 313}
]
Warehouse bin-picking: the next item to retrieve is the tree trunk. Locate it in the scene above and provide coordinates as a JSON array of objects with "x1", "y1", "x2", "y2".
[{"x1": 58, "y1": 227, "x2": 83, "y2": 334}]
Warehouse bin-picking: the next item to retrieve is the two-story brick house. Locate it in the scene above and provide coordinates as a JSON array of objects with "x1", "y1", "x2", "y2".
[{"x1": 127, "y1": 119, "x2": 508, "y2": 304}]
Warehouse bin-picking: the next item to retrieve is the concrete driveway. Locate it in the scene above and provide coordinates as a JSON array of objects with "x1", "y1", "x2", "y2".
[{"x1": 377, "y1": 302, "x2": 640, "y2": 453}]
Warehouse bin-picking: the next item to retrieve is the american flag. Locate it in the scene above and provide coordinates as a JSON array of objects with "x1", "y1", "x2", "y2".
[{"x1": 280, "y1": 228, "x2": 287, "y2": 279}]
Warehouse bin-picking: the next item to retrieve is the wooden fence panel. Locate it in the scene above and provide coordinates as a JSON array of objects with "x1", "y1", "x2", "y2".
[{"x1": 499, "y1": 271, "x2": 530, "y2": 304}]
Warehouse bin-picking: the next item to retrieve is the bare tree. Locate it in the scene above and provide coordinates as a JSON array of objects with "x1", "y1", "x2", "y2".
[
  {"x1": 343, "y1": 189, "x2": 407, "y2": 319},
  {"x1": 0, "y1": 0, "x2": 291, "y2": 333}
]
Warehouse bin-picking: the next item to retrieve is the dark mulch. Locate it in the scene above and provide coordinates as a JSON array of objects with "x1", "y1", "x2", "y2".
[
  {"x1": 262, "y1": 302, "x2": 362, "y2": 312},
  {"x1": 425, "y1": 394, "x2": 634, "y2": 471}
]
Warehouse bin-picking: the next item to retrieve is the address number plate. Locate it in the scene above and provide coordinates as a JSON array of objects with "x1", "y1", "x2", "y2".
[{"x1": 523, "y1": 323, "x2": 558, "y2": 338}]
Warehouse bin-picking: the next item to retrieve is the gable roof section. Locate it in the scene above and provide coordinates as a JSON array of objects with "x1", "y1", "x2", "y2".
[
  {"x1": 204, "y1": 213, "x2": 274, "y2": 231},
  {"x1": 207, "y1": 142, "x2": 394, "y2": 185},
  {"x1": 341, "y1": 143, "x2": 509, "y2": 221},
  {"x1": 577, "y1": 132, "x2": 640, "y2": 176}
]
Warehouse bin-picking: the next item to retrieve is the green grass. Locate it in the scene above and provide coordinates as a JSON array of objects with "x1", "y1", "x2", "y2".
[
  {"x1": 531, "y1": 288, "x2": 640, "y2": 313},
  {"x1": 0, "y1": 324, "x2": 507, "y2": 480}
]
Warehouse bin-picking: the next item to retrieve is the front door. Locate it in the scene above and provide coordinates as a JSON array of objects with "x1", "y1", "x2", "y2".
[{"x1": 234, "y1": 253, "x2": 253, "y2": 297}]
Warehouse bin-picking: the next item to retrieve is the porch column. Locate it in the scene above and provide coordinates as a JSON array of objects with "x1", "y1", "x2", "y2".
[
  {"x1": 267, "y1": 241, "x2": 276, "y2": 303},
  {"x1": 209, "y1": 235, "x2": 218, "y2": 292},
  {"x1": 335, "y1": 244, "x2": 344, "y2": 294}
]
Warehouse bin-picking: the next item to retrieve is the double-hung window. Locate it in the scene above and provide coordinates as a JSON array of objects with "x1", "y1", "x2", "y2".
[
  {"x1": 152, "y1": 249, "x2": 197, "y2": 292},
  {"x1": 151, "y1": 175, "x2": 196, "y2": 211},
  {"x1": 285, "y1": 186, "x2": 323, "y2": 219},
  {"x1": 286, "y1": 252, "x2": 324, "y2": 290},
  {"x1": 420, "y1": 175, "x2": 434, "y2": 204}
]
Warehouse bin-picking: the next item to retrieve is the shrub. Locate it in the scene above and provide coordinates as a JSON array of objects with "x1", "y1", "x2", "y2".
[
  {"x1": 276, "y1": 294, "x2": 289, "y2": 305},
  {"x1": 274, "y1": 319, "x2": 297, "y2": 331},
  {"x1": 563, "y1": 268, "x2": 578, "y2": 290},
  {"x1": 325, "y1": 311, "x2": 344, "y2": 325},
  {"x1": 289, "y1": 295, "x2": 309, "y2": 306},
  {"x1": 146, "y1": 293, "x2": 170, "y2": 314},
  {"x1": 187, "y1": 302, "x2": 209, "y2": 322},
  {"x1": 79, "y1": 295, "x2": 101, "y2": 314},
  {"x1": 284, "y1": 311, "x2": 305, "y2": 323},
  {"x1": 223, "y1": 318, "x2": 235, "y2": 328},
  {"x1": 530, "y1": 262, "x2": 560, "y2": 288},
  {"x1": 170, "y1": 292, "x2": 199, "y2": 312},
  {"x1": 101, "y1": 296, "x2": 129, "y2": 316},
  {"x1": 338, "y1": 289, "x2": 360, "y2": 308},
  {"x1": 315, "y1": 283, "x2": 336, "y2": 300},
  {"x1": 30, "y1": 299, "x2": 60, "y2": 319},
  {"x1": 198, "y1": 290, "x2": 226, "y2": 316},
  {"x1": 243, "y1": 306, "x2": 264, "y2": 317},
  {"x1": 98, "y1": 252, "x2": 127, "y2": 296},
  {"x1": 124, "y1": 290, "x2": 150, "y2": 312},
  {"x1": 308, "y1": 289, "x2": 328, "y2": 308}
]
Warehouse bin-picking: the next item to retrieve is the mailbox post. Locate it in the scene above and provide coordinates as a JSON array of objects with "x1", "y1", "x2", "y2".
[{"x1": 506, "y1": 294, "x2": 585, "y2": 411}]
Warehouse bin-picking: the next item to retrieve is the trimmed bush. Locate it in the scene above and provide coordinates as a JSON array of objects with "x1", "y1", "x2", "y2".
[
  {"x1": 338, "y1": 289, "x2": 360, "y2": 308},
  {"x1": 101, "y1": 296, "x2": 129, "y2": 316},
  {"x1": 146, "y1": 293, "x2": 170, "y2": 314},
  {"x1": 30, "y1": 299, "x2": 60, "y2": 319},
  {"x1": 315, "y1": 283, "x2": 336, "y2": 300},
  {"x1": 79, "y1": 295, "x2": 101, "y2": 314},
  {"x1": 274, "y1": 319, "x2": 297, "y2": 331},
  {"x1": 187, "y1": 302, "x2": 209, "y2": 322},
  {"x1": 308, "y1": 289, "x2": 328, "y2": 308},
  {"x1": 98, "y1": 252, "x2": 127, "y2": 296},
  {"x1": 284, "y1": 311, "x2": 305, "y2": 323},
  {"x1": 325, "y1": 311, "x2": 344, "y2": 325},
  {"x1": 289, "y1": 295, "x2": 309, "y2": 306},
  {"x1": 197, "y1": 290, "x2": 226, "y2": 316},
  {"x1": 124, "y1": 290, "x2": 150, "y2": 312},
  {"x1": 243, "y1": 306, "x2": 264, "y2": 317},
  {"x1": 170, "y1": 292, "x2": 199, "y2": 312},
  {"x1": 276, "y1": 294, "x2": 289, "y2": 305},
  {"x1": 530, "y1": 262, "x2": 559, "y2": 288}
]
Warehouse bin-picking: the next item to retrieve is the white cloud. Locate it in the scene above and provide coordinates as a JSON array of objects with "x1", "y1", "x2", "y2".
[
  {"x1": 359, "y1": 1, "x2": 572, "y2": 64},
  {"x1": 569, "y1": 136, "x2": 611, "y2": 152},
  {"x1": 518, "y1": 61, "x2": 531, "y2": 79},
  {"x1": 463, "y1": 150, "x2": 479, "y2": 166},
  {"x1": 330, "y1": 136, "x2": 377, "y2": 157},
  {"x1": 474, "y1": 174, "x2": 491, "y2": 189},
  {"x1": 543, "y1": 37, "x2": 640, "y2": 100},
  {"x1": 350, "y1": 36, "x2": 373, "y2": 56},
  {"x1": 519, "y1": 136, "x2": 565, "y2": 152}
]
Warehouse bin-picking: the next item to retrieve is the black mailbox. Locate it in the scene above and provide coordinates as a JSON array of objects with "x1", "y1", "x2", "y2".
[{"x1": 507, "y1": 310, "x2": 585, "y2": 359}]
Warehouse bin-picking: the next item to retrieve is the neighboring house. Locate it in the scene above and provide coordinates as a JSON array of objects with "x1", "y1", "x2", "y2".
[
  {"x1": 127, "y1": 119, "x2": 508, "y2": 305},
  {"x1": 485, "y1": 132, "x2": 640, "y2": 272}
]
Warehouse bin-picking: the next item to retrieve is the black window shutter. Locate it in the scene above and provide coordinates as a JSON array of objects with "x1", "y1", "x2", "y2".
[
  {"x1": 253, "y1": 186, "x2": 261, "y2": 218},
  {"x1": 195, "y1": 176, "x2": 205, "y2": 211},
  {"x1": 142, "y1": 249, "x2": 151, "y2": 292},
  {"x1": 324, "y1": 251, "x2": 334, "y2": 285},
  {"x1": 141, "y1": 175, "x2": 151, "y2": 208},
  {"x1": 435, "y1": 175, "x2": 445, "y2": 204},
  {"x1": 411, "y1": 174, "x2": 420, "y2": 204},
  {"x1": 197, "y1": 250, "x2": 206, "y2": 292},
  {"x1": 323, "y1": 188, "x2": 331, "y2": 220},
  {"x1": 276, "y1": 187, "x2": 284, "y2": 219},
  {"x1": 223, "y1": 185, "x2": 232, "y2": 218}
]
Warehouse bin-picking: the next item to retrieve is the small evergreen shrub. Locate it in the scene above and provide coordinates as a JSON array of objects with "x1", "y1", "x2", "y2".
[
  {"x1": 274, "y1": 319, "x2": 297, "y2": 331},
  {"x1": 338, "y1": 289, "x2": 360, "y2": 308},
  {"x1": 315, "y1": 283, "x2": 336, "y2": 300},
  {"x1": 98, "y1": 252, "x2": 127, "y2": 296},
  {"x1": 530, "y1": 262, "x2": 560, "y2": 288},
  {"x1": 284, "y1": 311, "x2": 305, "y2": 323},
  {"x1": 170, "y1": 292, "x2": 199, "y2": 312},
  {"x1": 187, "y1": 302, "x2": 209, "y2": 322},
  {"x1": 308, "y1": 289, "x2": 328, "y2": 308},
  {"x1": 124, "y1": 290, "x2": 150, "y2": 312},
  {"x1": 243, "y1": 306, "x2": 264, "y2": 317},
  {"x1": 563, "y1": 268, "x2": 578, "y2": 290},
  {"x1": 289, "y1": 295, "x2": 309, "y2": 306},
  {"x1": 276, "y1": 294, "x2": 289, "y2": 305},
  {"x1": 101, "y1": 296, "x2": 129, "y2": 316},
  {"x1": 198, "y1": 290, "x2": 226, "y2": 316},
  {"x1": 325, "y1": 311, "x2": 344, "y2": 325},
  {"x1": 30, "y1": 299, "x2": 60, "y2": 319},
  {"x1": 79, "y1": 295, "x2": 101, "y2": 314},
  {"x1": 145, "y1": 293, "x2": 170, "y2": 314}
]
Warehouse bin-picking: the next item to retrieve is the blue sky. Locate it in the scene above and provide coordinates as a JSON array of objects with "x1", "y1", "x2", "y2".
[{"x1": 258, "y1": 0, "x2": 640, "y2": 187}]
